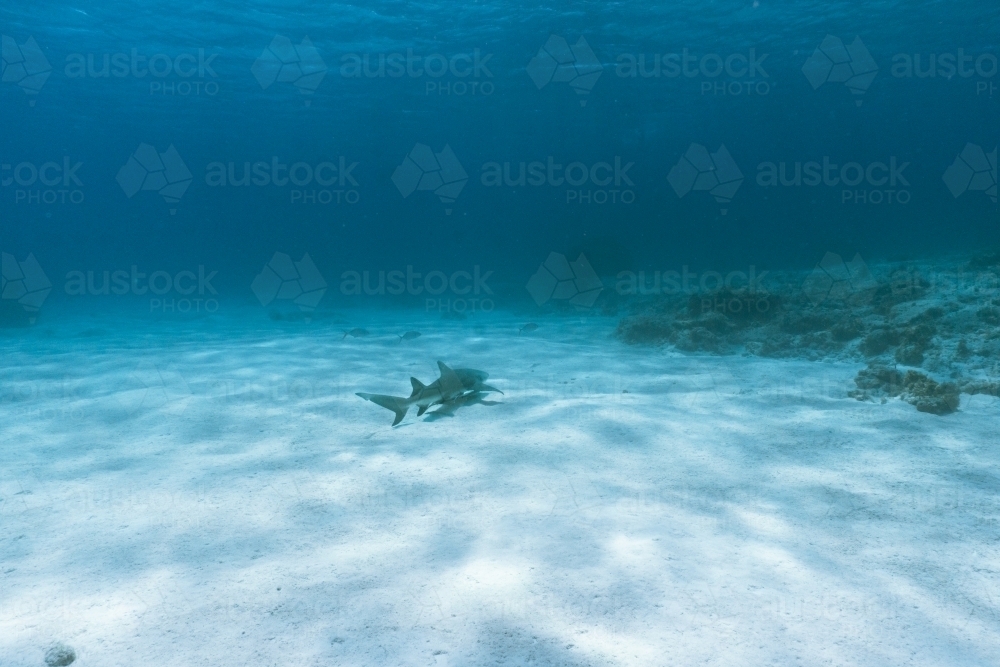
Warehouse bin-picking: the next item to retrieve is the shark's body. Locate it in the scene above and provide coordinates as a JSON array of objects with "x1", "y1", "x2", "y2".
[{"x1": 357, "y1": 361, "x2": 502, "y2": 425}]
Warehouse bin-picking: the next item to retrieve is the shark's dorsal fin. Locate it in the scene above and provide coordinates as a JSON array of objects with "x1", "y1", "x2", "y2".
[
  {"x1": 409, "y1": 377, "x2": 425, "y2": 398},
  {"x1": 437, "y1": 361, "x2": 464, "y2": 395}
]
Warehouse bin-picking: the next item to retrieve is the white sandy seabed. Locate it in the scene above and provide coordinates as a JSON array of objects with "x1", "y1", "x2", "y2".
[{"x1": 1, "y1": 310, "x2": 999, "y2": 667}]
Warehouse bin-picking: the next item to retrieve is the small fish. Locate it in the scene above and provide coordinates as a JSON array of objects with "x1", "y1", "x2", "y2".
[
  {"x1": 398, "y1": 331, "x2": 422, "y2": 342},
  {"x1": 519, "y1": 323, "x2": 539, "y2": 334},
  {"x1": 343, "y1": 328, "x2": 370, "y2": 339}
]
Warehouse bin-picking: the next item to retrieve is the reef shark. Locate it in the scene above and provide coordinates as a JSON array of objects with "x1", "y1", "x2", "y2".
[{"x1": 356, "y1": 361, "x2": 503, "y2": 426}]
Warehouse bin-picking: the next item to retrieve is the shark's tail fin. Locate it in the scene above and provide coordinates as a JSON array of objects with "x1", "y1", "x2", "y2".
[
  {"x1": 356, "y1": 393, "x2": 410, "y2": 426},
  {"x1": 409, "y1": 377, "x2": 425, "y2": 398}
]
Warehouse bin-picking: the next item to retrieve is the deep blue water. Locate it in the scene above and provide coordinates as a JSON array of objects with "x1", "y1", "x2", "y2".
[{"x1": 1, "y1": 0, "x2": 997, "y2": 319}]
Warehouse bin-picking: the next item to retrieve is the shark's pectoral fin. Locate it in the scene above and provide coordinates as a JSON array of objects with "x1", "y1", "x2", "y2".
[
  {"x1": 357, "y1": 392, "x2": 409, "y2": 426},
  {"x1": 479, "y1": 383, "x2": 504, "y2": 395},
  {"x1": 417, "y1": 405, "x2": 429, "y2": 416}
]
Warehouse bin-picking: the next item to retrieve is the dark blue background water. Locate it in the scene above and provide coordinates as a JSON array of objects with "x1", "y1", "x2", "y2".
[{"x1": 1, "y1": 0, "x2": 997, "y2": 313}]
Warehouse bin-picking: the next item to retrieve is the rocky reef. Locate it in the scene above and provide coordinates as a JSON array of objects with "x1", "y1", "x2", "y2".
[
  {"x1": 44, "y1": 643, "x2": 76, "y2": 667},
  {"x1": 615, "y1": 252, "x2": 1000, "y2": 415},
  {"x1": 847, "y1": 365, "x2": 960, "y2": 415}
]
